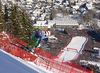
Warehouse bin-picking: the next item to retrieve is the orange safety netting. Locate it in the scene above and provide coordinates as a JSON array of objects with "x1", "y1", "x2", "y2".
[{"x1": 0, "y1": 31, "x2": 93, "y2": 73}]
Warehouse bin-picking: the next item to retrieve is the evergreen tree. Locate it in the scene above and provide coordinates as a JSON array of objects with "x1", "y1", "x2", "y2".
[
  {"x1": 0, "y1": 0, "x2": 5, "y2": 31},
  {"x1": 50, "y1": 12, "x2": 53, "y2": 20},
  {"x1": 9, "y1": 5, "x2": 18, "y2": 35},
  {"x1": 0, "y1": 0, "x2": 2, "y2": 12},
  {"x1": 18, "y1": 11, "x2": 34, "y2": 43},
  {"x1": 9, "y1": 5, "x2": 34, "y2": 43},
  {"x1": 0, "y1": 3, "x2": 34, "y2": 43},
  {"x1": 4, "y1": 5, "x2": 9, "y2": 22}
]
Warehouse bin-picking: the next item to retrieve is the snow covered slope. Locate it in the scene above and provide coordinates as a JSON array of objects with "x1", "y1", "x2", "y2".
[
  {"x1": 0, "y1": 49, "x2": 52, "y2": 73},
  {"x1": 56, "y1": 36, "x2": 88, "y2": 62}
]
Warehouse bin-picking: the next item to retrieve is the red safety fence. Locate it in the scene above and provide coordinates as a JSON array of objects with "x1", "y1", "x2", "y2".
[
  {"x1": 67, "y1": 48, "x2": 78, "y2": 53},
  {"x1": 0, "y1": 31, "x2": 94, "y2": 73},
  {"x1": 0, "y1": 31, "x2": 37, "y2": 61},
  {"x1": 34, "y1": 48, "x2": 93, "y2": 73}
]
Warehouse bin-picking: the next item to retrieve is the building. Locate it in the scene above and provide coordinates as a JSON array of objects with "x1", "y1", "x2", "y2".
[
  {"x1": 26, "y1": 0, "x2": 33, "y2": 2},
  {"x1": 33, "y1": 16, "x2": 79, "y2": 29},
  {"x1": 97, "y1": 20, "x2": 100, "y2": 28},
  {"x1": 56, "y1": 0, "x2": 63, "y2": 3},
  {"x1": 33, "y1": 21, "x2": 52, "y2": 29},
  {"x1": 48, "y1": 16, "x2": 79, "y2": 28},
  {"x1": 46, "y1": 0, "x2": 52, "y2": 3}
]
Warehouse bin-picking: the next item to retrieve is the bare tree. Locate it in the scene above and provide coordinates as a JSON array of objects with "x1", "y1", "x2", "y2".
[
  {"x1": 90, "y1": 19, "x2": 99, "y2": 30},
  {"x1": 50, "y1": 9, "x2": 58, "y2": 20},
  {"x1": 62, "y1": 8, "x2": 68, "y2": 16},
  {"x1": 79, "y1": 10, "x2": 96, "y2": 24}
]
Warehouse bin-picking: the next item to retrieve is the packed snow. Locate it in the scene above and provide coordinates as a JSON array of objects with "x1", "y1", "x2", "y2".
[
  {"x1": 0, "y1": 49, "x2": 52, "y2": 73},
  {"x1": 56, "y1": 36, "x2": 88, "y2": 62}
]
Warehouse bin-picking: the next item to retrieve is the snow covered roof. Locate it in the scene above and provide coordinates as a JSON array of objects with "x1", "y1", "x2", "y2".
[
  {"x1": 36, "y1": 21, "x2": 46, "y2": 25},
  {"x1": 27, "y1": 2, "x2": 32, "y2": 5},
  {"x1": 86, "y1": 2, "x2": 94, "y2": 10},
  {"x1": 56, "y1": 13, "x2": 63, "y2": 18},
  {"x1": 46, "y1": 6, "x2": 51, "y2": 9},
  {"x1": 20, "y1": 0, "x2": 25, "y2": 2},
  {"x1": 33, "y1": 9, "x2": 43, "y2": 14},
  {"x1": 97, "y1": 21, "x2": 100, "y2": 27},
  {"x1": 33, "y1": 21, "x2": 52, "y2": 28},
  {"x1": 48, "y1": 17, "x2": 79, "y2": 26},
  {"x1": 26, "y1": 0, "x2": 33, "y2": 2},
  {"x1": 47, "y1": 0, "x2": 52, "y2": 3},
  {"x1": 8, "y1": 0, "x2": 12, "y2": 1},
  {"x1": 72, "y1": 5, "x2": 79, "y2": 9},
  {"x1": 30, "y1": 16, "x2": 35, "y2": 21}
]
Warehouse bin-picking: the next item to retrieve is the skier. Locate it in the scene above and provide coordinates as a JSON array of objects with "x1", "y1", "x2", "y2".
[{"x1": 26, "y1": 28, "x2": 50, "y2": 52}]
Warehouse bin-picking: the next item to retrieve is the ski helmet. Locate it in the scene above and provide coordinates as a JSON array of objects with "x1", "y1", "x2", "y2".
[{"x1": 45, "y1": 30, "x2": 50, "y2": 36}]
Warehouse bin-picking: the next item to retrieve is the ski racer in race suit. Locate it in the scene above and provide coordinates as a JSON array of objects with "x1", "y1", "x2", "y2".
[{"x1": 26, "y1": 28, "x2": 49, "y2": 52}]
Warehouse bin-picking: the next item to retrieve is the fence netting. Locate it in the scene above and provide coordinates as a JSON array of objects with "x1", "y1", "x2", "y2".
[{"x1": 0, "y1": 31, "x2": 93, "y2": 73}]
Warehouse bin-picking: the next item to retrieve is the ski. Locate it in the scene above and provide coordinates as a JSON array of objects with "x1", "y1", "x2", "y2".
[
  {"x1": 9, "y1": 42, "x2": 24, "y2": 49},
  {"x1": 9, "y1": 42, "x2": 30, "y2": 52},
  {"x1": 15, "y1": 40, "x2": 26, "y2": 49},
  {"x1": 30, "y1": 52, "x2": 48, "y2": 63},
  {"x1": 9, "y1": 41, "x2": 48, "y2": 64},
  {"x1": 15, "y1": 40, "x2": 31, "y2": 52}
]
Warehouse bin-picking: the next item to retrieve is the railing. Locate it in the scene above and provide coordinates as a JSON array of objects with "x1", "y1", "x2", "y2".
[{"x1": 34, "y1": 48, "x2": 93, "y2": 73}]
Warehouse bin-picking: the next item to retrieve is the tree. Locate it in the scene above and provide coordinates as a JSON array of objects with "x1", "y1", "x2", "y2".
[
  {"x1": 4, "y1": 5, "x2": 9, "y2": 22},
  {"x1": 50, "y1": 12, "x2": 53, "y2": 20},
  {"x1": 79, "y1": 10, "x2": 99, "y2": 30},
  {"x1": 0, "y1": 3, "x2": 34, "y2": 43},
  {"x1": 79, "y1": 10, "x2": 96, "y2": 25},
  {"x1": 6, "y1": 5, "x2": 18, "y2": 35},
  {"x1": 0, "y1": 0, "x2": 5, "y2": 31},
  {"x1": 9, "y1": 5, "x2": 34, "y2": 42},
  {"x1": 90, "y1": 19, "x2": 98, "y2": 30},
  {"x1": 0, "y1": 13, "x2": 4, "y2": 24},
  {"x1": 62, "y1": 8, "x2": 68, "y2": 16},
  {"x1": 19, "y1": 11, "x2": 34, "y2": 42},
  {"x1": 50, "y1": 9, "x2": 58, "y2": 20},
  {"x1": 0, "y1": 0, "x2": 2, "y2": 12}
]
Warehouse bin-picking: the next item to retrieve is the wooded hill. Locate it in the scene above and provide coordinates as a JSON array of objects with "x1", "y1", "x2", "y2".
[{"x1": 0, "y1": 1, "x2": 34, "y2": 43}]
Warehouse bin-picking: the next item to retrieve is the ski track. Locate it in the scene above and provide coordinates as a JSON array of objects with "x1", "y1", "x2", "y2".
[
  {"x1": 0, "y1": 49, "x2": 52, "y2": 73},
  {"x1": 56, "y1": 36, "x2": 88, "y2": 62}
]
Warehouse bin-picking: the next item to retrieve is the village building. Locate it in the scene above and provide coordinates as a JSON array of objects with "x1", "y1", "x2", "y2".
[
  {"x1": 33, "y1": 20, "x2": 51, "y2": 29},
  {"x1": 48, "y1": 16, "x2": 79, "y2": 28},
  {"x1": 26, "y1": 0, "x2": 33, "y2": 2},
  {"x1": 33, "y1": 16, "x2": 79, "y2": 29}
]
